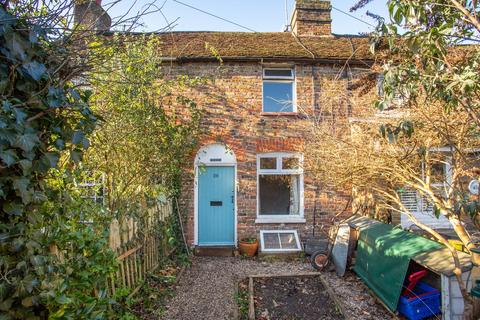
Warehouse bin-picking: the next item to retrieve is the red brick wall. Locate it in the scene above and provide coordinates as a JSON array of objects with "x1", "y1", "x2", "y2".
[
  {"x1": 290, "y1": 0, "x2": 332, "y2": 37},
  {"x1": 294, "y1": 22, "x2": 332, "y2": 37},
  {"x1": 165, "y1": 61, "x2": 372, "y2": 246}
]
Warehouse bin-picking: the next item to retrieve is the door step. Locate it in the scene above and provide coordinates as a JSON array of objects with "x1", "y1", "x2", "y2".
[{"x1": 194, "y1": 246, "x2": 235, "y2": 257}]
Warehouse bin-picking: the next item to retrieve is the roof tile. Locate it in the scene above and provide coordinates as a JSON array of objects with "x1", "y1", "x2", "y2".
[{"x1": 153, "y1": 31, "x2": 373, "y2": 61}]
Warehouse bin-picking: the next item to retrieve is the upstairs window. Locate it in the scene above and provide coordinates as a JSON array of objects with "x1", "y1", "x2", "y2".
[
  {"x1": 262, "y1": 68, "x2": 295, "y2": 113},
  {"x1": 377, "y1": 73, "x2": 407, "y2": 109}
]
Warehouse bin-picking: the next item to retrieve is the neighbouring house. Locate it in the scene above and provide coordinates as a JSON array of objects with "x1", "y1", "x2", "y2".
[{"x1": 77, "y1": 0, "x2": 465, "y2": 253}]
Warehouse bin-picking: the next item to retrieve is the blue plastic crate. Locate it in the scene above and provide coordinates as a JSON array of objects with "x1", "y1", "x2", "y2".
[{"x1": 398, "y1": 282, "x2": 441, "y2": 320}]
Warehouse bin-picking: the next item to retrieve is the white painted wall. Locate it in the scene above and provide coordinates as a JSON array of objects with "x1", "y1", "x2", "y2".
[{"x1": 441, "y1": 271, "x2": 472, "y2": 320}]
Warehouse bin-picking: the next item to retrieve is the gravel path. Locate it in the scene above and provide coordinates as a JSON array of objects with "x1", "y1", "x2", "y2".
[{"x1": 162, "y1": 256, "x2": 392, "y2": 320}]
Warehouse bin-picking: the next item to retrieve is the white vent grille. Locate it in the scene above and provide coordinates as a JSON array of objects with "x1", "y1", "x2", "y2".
[{"x1": 421, "y1": 195, "x2": 434, "y2": 212}]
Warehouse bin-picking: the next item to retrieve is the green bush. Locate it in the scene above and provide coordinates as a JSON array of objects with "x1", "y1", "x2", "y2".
[
  {"x1": 0, "y1": 7, "x2": 116, "y2": 319},
  {"x1": 45, "y1": 221, "x2": 117, "y2": 319},
  {"x1": 0, "y1": 6, "x2": 201, "y2": 319}
]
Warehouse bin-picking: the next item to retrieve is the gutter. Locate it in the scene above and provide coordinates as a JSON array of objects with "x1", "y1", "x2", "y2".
[{"x1": 159, "y1": 56, "x2": 375, "y2": 66}]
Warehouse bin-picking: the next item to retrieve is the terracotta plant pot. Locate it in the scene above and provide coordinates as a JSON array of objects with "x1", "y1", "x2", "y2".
[{"x1": 239, "y1": 239, "x2": 259, "y2": 257}]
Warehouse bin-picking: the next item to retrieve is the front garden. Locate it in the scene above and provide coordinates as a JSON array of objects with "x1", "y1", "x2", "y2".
[
  {"x1": 2, "y1": 0, "x2": 480, "y2": 319},
  {"x1": 161, "y1": 256, "x2": 390, "y2": 320}
]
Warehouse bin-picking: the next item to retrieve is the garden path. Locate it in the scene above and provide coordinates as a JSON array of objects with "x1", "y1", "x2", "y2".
[{"x1": 162, "y1": 256, "x2": 392, "y2": 320}]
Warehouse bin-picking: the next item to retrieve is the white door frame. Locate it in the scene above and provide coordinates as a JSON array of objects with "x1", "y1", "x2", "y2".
[{"x1": 194, "y1": 144, "x2": 237, "y2": 247}]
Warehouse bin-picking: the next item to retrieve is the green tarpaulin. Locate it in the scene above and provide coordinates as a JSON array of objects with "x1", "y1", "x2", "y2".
[{"x1": 353, "y1": 223, "x2": 442, "y2": 311}]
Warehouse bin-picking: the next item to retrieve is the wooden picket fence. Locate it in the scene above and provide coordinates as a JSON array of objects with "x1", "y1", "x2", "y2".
[{"x1": 108, "y1": 199, "x2": 174, "y2": 296}]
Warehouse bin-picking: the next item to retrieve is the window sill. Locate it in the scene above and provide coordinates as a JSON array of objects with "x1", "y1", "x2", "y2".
[
  {"x1": 261, "y1": 112, "x2": 298, "y2": 116},
  {"x1": 255, "y1": 217, "x2": 306, "y2": 224}
]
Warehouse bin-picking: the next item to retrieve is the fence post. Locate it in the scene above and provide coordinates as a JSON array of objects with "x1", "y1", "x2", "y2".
[
  {"x1": 108, "y1": 219, "x2": 121, "y2": 294},
  {"x1": 109, "y1": 199, "x2": 174, "y2": 296}
]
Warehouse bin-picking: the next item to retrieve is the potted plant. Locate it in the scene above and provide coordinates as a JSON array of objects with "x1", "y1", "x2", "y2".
[{"x1": 239, "y1": 237, "x2": 259, "y2": 257}]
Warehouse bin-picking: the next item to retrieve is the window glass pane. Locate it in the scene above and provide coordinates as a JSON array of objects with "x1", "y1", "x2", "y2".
[
  {"x1": 279, "y1": 233, "x2": 298, "y2": 249},
  {"x1": 259, "y1": 174, "x2": 300, "y2": 215},
  {"x1": 260, "y1": 157, "x2": 276, "y2": 170},
  {"x1": 261, "y1": 231, "x2": 300, "y2": 251},
  {"x1": 264, "y1": 69, "x2": 293, "y2": 78},
  {"x1": 282, "y1": 157, "x2": 299, "y2": 170},
  {"x1": 263, "y1": 233, "x2": 281, "y2": 249},
  {"x1": 377, "y1": 74, "x2": 384, "y2": 97},
  {"x1": 263, "y1": 82, "x2": 294, "y2": 112},
  {"x1": 430, "y1": 162, "x2": 446, "y2": 185}
]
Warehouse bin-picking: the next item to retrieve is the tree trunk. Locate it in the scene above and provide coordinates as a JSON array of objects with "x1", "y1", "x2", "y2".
[
  {"x1": 400, "y1": 210, "x2": 474, "y2": 319},
  {"x1": 449, "y1": 215, "x2": 480, "y2": 265},
  {"x1": 448, "y1": 215, "x2": 475, "y2": 319}
]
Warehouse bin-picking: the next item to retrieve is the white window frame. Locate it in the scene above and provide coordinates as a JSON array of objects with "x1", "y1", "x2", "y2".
[
  {"x1": 78, "y1": 172, "x2": 106, "y2": 206},
  {"x1": 263, "y1": 68, "x2": 294, "y2": 80},
  {"x1": 423, "y1": 158, "x2": 452, "y2": 189},
  {"x1": 262, "y1": 67, "x2": 296, "y2": 113},
  {"x1": 256, "y1": 152, "x2": 305, "y2": 224},
  {"x1": 400, "y1": 149, "x2": 455, "y2": 229},
  {"x1": 376, "y1": 73, "x2": 407, "y2": 108},
  {"x1": 260, "y1": 230, "x2": 302, "y2": 252},
  {"x1": 401, "y1": 155, "x2": 453, "y2": 213}
]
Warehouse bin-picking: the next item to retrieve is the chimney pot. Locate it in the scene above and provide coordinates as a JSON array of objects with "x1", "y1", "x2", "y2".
[{"x1": 291, "y1": 0, "x2": 332, "y2": 37}]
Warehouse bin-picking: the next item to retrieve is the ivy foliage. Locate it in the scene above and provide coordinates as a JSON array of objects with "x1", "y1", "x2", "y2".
[
  {"x1": 1, "y1": 2, "x2": 203, "y2": 319},
  {"x1": 0, "y1": 7, "x2": 117, "y2": 319},
  {"x1": 87, "y1": 35, "x2": 203, "y2": 213}
]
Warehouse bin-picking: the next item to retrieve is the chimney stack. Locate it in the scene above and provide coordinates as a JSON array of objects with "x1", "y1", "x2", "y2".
[
  {"x1": 74, "y1": 0, "x2": 111, "y2": 32},
  {"x1": 290, "y1": 0, "x2": 332, "y2": 37}
]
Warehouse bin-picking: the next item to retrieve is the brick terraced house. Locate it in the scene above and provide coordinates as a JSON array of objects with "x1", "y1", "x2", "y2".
[
  {"x1": 154, "y1": 0, "x2": 378, "y2": 253},
  {"x1": 78, "y1": 0, "x2": 462, "y2": 253}
]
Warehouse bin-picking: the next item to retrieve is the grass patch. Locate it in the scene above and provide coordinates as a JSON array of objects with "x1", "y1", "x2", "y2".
[{"x1": 236, "y1": 279, "x2": 250, "y2": 320}]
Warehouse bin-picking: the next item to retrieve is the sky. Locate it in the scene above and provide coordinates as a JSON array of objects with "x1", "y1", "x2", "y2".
[{"x1": 106, "y1": 0, "x2": 390, "y2": 35}]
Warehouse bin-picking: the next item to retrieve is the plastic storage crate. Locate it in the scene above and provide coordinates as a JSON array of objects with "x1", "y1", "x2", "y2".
[{"x1": 398, "y1": 282, "x2": 441, "y2": 320}]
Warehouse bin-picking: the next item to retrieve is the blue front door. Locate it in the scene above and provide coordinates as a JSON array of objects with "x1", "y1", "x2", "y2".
[{"x1": 198, "y1": 166, "x2": 235, "y2": 246}]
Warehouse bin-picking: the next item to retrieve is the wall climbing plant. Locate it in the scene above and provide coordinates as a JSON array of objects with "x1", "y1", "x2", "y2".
[{"x1": 87, "y1": 34, "x2": 204, "y2": 215}]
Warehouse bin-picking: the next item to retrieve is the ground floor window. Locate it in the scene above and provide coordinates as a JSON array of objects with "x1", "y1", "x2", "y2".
[
  {"x1": 78, "y1": 171, "x2": 105, "y2": 206},
  {"x1": 259, "y1": 175, "x2": 300, "y2": 215},
  {"x1": 257, "y1": 153, "x2": 303, "y2": 218},
  {"x1": 260, "y1": 230, "x2": 301, "y2": 252}
]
